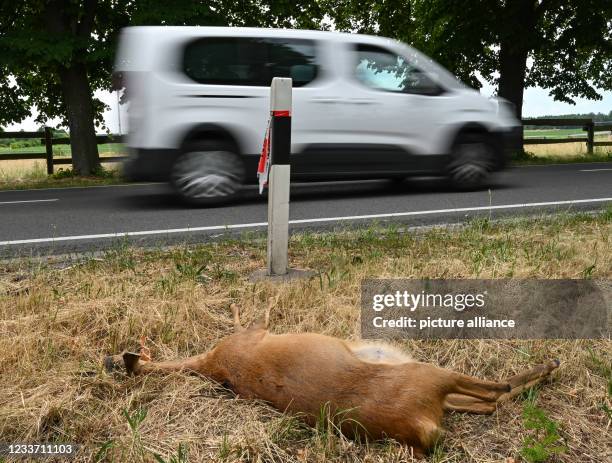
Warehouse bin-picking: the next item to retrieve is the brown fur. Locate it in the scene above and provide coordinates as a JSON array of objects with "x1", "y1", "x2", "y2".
[{"x1": 105, "y1": 300, "x2": 559, "y2": 456}]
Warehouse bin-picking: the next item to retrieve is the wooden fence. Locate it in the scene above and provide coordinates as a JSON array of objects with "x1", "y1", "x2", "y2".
[
  {"x1": 522, "y1": 118, "x2": 612, "y2": 154},
  {"x1": 1, "y1": 119, "x2": 611, "y2": 174},
  {"x1": 0, "y1": 127, "x2": 125, "y2": 174}
]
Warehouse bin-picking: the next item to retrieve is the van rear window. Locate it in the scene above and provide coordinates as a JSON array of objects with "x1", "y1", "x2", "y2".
[{"x1": 182, "y1": 37, "x2": 318, "y2": 87}]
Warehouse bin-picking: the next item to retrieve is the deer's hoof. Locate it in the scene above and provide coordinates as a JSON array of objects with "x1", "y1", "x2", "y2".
[
  {"x1": 122, "y1": 351, "x2": 142, "y2": 375},
  {"x1": 104, "y1": 354, "x2": 125, "y2": 373}
]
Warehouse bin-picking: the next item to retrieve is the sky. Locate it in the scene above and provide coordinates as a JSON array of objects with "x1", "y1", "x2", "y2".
[
  {"x1": 6, "y1": 84, "x2": 611, "y2": 134},
  {"x1": 480, "y1": 81, "x2": 612, "y2": 119}
]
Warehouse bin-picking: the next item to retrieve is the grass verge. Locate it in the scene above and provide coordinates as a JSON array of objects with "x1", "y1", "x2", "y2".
[
  {"x1": 0, "y1": 212, "x2": 611, "y2": 462},
  {"x1": 514, "y1": 150, "x2": 612, "y2": 166},
  {"x1": 0, "y1": 162, "x2": 127, "y2": 190}
]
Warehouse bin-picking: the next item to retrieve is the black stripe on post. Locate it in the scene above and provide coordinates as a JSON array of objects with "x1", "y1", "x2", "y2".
[{"x1": 270, "y1": 116, "x2": 291, "y2": 165}]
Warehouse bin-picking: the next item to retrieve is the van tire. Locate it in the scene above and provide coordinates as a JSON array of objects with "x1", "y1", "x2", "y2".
[
  {"x1": 170, "y1": 142, "x2": 245, "y2": 206},
  {"x1": 447, "y1": 133, "x2": 495, "y2": 190}
]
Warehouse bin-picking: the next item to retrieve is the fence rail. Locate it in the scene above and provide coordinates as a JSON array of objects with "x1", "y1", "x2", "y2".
[
  {"x1": 1, "y1": 119, "x2": 611, "y2": 173},
  {"x1": 522, "y1": 118, "x2": 612, "y2": 153},
  {"x1": 0, "y1": 128, "x2": 125, "y2": 174}
]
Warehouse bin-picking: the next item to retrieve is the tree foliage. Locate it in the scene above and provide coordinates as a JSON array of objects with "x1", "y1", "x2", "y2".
[
  {"x1": 1, "y1": 0, "x2": 609, "y2": 173},
  {"x1": 0, "y1": 0, "x2": 324, "y2": 129},
  {"x1": 0, "y1": 1, "x2": 114, "y2": 128},
  {"x1": 324, "y1": 0, "x2": 612, "y2": 118},
  {"x1": 0, "y1": 0, "x2": 323, "y2": 173}
]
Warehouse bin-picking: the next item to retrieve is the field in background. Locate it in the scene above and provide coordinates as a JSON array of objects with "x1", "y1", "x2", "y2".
[
  {"x1": 521, "y1": 129, "x2": 612, "y2": 159},
  {"x1": 0, "y1": 142, "x2": 126, "y2": 188},
  {"x1": 3, "y1": 135, "x2": 610, "y2": 155},
  {"x1": 1, "y1": 212, "x2": 610, "y2": 462},
  {"x1": 0, "y1": 142, "x2": 123, "y2": 156},
  {"x1": 524, "y1": 128, "x2": 610, "y2": 139},
  {"x1": 524, "y1": 137, "x2": 612, "y2": 157},
  {"x1": 1, "y1": 134, "x2": 611, "y2": 189}
]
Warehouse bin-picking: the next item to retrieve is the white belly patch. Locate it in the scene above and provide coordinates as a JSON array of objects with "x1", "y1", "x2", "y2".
[{"x1": 349, "y1": 342, "x2": 413, "y2": 365}]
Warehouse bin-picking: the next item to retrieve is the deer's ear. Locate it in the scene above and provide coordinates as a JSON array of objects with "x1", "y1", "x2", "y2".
[{"x1": 122, "y1": 351, "x2": 142, "y2": 375}]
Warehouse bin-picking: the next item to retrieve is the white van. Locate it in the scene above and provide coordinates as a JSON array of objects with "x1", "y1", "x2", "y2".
[{"x1": 114, "y1": 27, "x2": 521, "y2": 205}]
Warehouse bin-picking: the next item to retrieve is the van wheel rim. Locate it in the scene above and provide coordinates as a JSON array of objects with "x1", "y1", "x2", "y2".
[
  {"x1": 448, "y1": 142, "x2": 494, "y2": 186},
  {"x1": 172, "y1": 151, "x2": 243, "y2": 199}
]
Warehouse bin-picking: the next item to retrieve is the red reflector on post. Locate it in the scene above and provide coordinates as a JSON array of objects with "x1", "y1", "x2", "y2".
[
  {"x1": 272, "y1": 110, "x2": 291, "y2": 117},
  {"x1": 258, "y1": 132, "x2": 269, "y2": 174}
]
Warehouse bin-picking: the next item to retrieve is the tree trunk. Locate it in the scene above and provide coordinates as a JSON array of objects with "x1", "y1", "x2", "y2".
[
  {"x1": 43, "y1": 0, "x2": 100, "y2": 176},
  {"x1": 497, "y1": 42, "x2": 528, "y2": 121},
  {"x1": 497, "y1": 0, "x2": 537, "y2": 153},
  {"x1": 58, "y1": 63, "x2": 100, "y2": 175}
]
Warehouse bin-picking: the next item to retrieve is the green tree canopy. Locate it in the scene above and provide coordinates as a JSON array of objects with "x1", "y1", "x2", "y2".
[
  {"x1": 324, "y1": 0, "x2": 612, "y2": 119},
  {"x1": 0, "y1": 0, "x2": 323, "y2": 174}
]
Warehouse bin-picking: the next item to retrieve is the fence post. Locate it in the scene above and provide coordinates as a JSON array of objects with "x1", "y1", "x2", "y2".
[
  {"x1": 44, "y1": 127, "x2": 53, "y2": 175},
  {"x1": 585, "y1": 121, "x2": 594, "y2": 155},
  {"x1": 267, "y1": 78, "x2": 292, "y2": 276}
]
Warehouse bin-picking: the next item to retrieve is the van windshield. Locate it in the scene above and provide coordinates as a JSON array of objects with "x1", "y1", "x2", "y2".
[{"x1": 398, "y1": 44, "x2": 467, "y2": 91}]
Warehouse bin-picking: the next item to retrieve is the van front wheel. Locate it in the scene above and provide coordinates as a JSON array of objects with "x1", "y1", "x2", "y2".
[
  {"x1": 447, "y1": 134, "x2": 495, "y2": 190},
  {"x1": 170, "y1": 142, "x2": 245, "y2": 206}
]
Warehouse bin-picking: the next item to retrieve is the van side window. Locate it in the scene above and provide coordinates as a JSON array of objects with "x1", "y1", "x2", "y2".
[
  {"x1": 183, "y1": 37, "x2": 318, "y2": 87},
  {"x1": 353, "y1": 44, "x2": 441, "y2": 95}
]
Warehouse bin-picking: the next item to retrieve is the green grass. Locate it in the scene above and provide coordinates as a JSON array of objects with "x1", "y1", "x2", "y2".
[
  {"x1": 519, "y1": 390, "x2": 567, "y2": 463},
  {"x1": 524, "y1": 129, "x2": 609, "y2": 139}
]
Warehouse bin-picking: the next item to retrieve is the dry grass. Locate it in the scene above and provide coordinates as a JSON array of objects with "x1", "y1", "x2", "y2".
[
  {"x1": 0, "y1": 159, "x2": 48, "y2": 183},
  {"x1": 1, "y1": 213, "x2": 611, "y2": 462},
  {"x1": 0, "y1": 158, "x2": 124, "y2": 190},
  {"x1": 524, "y1": 135, "x2": 612, "y2": 158}
]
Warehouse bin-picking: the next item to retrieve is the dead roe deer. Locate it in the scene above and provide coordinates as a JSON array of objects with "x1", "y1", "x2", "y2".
[{"x1": 105, "y1": 299, "x2": 559, "y2": 456}]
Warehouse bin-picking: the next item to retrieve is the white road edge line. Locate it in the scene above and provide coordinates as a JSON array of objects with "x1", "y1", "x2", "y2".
[
  {"x1": 0, "y1": 199, "x2": 59, "y2": 206},
  {"x1": 580, "y1": 168, "x2": 612, "y2": 172},
  {"x1": 1, "y1": 197, "x2": 611, "y2": 246}
]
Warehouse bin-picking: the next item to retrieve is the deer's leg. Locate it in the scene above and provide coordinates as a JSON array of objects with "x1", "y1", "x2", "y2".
[
  {"x1": 104, "y1": 351, "x2": 212, "y2": 376},
  {"x1": 444, "y1": 360, "x2": 560, "y2": 414},
  {"x1": 106, "y1": 303, "x2": 242, "y2": 376},
  {"x1": 443, "y1": 394, "x2": 497, "y2": 414},
  {"x1": 452, "y1": 373, "x2": 511, "y2": 402},
  {"x1": 231, "y1": 303, "x2": 244, "y2": 332},
  {"x1": 496, "y1": 359, "x2": 560, "y2": 402}
]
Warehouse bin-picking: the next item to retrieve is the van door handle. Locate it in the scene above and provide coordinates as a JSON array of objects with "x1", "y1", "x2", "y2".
[
  {"x1": 347, "y1": 98, "x2": 376, "y2": 105},
  {"x1": 312, "y1": 98, "x2": 341, "y2": 104}
]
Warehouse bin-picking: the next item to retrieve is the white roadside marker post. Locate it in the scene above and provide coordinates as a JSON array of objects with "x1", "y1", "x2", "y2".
[
  {"x1": 267, "y1": 77, "x2": 292, "y2": 276},
  {"x1": 251, "y1": 78, "x2": 313, "y2": 282}
]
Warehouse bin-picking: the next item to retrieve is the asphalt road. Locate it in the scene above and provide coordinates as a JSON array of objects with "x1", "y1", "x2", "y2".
[{"x1": 1, "y1": 162, "x2": 611, "y2": 257}]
